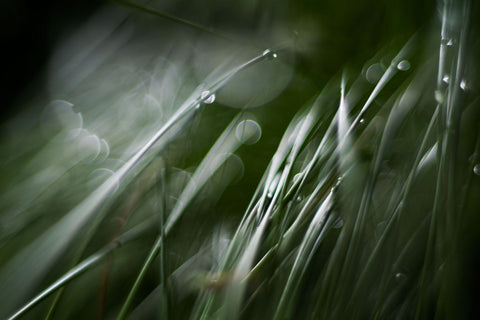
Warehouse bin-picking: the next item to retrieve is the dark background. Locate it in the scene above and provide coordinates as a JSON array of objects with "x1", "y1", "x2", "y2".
[
  {"x1": 1, "y1": 0, "x2": 437, "y2": 123},
  {"x1": 1, "y1": 0, "x2": 101, "y2": 122}
]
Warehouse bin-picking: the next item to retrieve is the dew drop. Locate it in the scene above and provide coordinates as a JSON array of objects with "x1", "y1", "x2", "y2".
[
  {"x1": 460, "y1": 79, "x2": 467, "y2": 91},
  {"x1": 262, "y1": 49, "x2": 278, "y2": 60},
  {"x1": 473, "y1": 164, "x2": 480, "y2": 175},
  {"x1": 441, "y1": 38, "x2": 454, "y2": 46},
  {"x1": 267, "y1": 173, "x2": 281, "y2": 199},
  {"x1": 235, "y1": 119, "x2": 262, "y2": 145},
  {"x1": 205, "y1": 95, "x2": 215, "y2": 104},
  {"x1": 201, "y1": 90, "x2": 216, "y2": 104},
  {"x1": 442, "y1": 75, "x2": 450, "y2": 84},
  {"x1": 395, "y1": 273, "x2": 407, "y2": 282},
  {"x1": 397, "y1": 60, "x2": 410, "y2": 71},
  {"x1": 333, "y1": 217, "x2": 344, "y2": 229},
  {"x1": 359, "y1": 118, "x2": 365, "y2": 124}
]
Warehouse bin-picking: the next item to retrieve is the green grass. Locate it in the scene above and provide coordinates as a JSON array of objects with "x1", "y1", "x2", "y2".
[{"x1": 1, "y1": 0, "x2": 479, "y2": 319}]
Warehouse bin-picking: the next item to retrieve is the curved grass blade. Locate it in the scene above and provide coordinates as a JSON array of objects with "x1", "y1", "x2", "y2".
[
  {"x1": 0, "y1": 47, "x2": 281, "y2": 319},
  {"x1": 6, "y1": 219, "x2": 153, "y2": 320},
  {"x1": 116, "y1": 112, "x2": 260, "y2": 319}
]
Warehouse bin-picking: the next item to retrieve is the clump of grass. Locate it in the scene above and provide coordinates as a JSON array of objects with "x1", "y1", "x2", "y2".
[{"x1": 1, "y1": 0, "x2": 479, "y2": 319}]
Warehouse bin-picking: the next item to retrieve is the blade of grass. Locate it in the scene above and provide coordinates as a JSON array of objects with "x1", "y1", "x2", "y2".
[
  {"x1": 6, "y1": 219, "x2": 153, "y2": 320},
  {"x1": 116, "y1": 112, "x2": 260, "y2": 319}
]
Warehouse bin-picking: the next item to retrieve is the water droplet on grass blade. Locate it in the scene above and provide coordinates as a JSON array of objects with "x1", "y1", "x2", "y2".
[
  {"x1": 474, "y1": 164, "x2": 480, "y2": 175},
  {"x1": 193, "y1": 42, "x2": 292, "y2": 109},
  {"x1": 396, "y1": 60, "x2": 410, "y2": 71},
  {"x1": 442, "y1": 75, "x2": 450, "y2": 84},
  {"x1": 201, "y1": 90, "x2": 216, "y2": 104},
  {"x1": 441, "y1": 38, "x2": 454, "y2": 46},
  {"x1": 267, "y1": 173, "x2": 281, "y2": 199},
  {"x1": 460, "y1": 79, "x2": 467, "y2": 91},
  {"x1": 293, "y1": 173, "x2": 303, "y2": 183},
  {"x1": 262, "y1": 49, "x2": 278, "y2": 60},
  {"x1": 235, "y1": 119, "x2": 261, "y2": 145}
]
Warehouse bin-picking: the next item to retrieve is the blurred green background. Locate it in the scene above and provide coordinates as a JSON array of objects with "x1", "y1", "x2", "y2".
[{"x1": 1, "y1": 0, "x2": 437, "y2": 121}]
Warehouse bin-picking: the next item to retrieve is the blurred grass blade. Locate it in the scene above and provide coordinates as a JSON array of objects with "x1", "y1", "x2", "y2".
[
  {"x1": 117, "y1": 113, "x2": 259, "y2": 319},
  {"x1": 6, "y1": 220, "x2": 152, "y2": 320}
]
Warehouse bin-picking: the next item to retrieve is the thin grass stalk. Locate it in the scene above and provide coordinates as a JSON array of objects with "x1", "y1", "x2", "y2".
[
  {"x1": 7, "y1": 220, "x2": 152, "y2": 320},
  {"x1": 415, "y1": 1, "x2": 469, "y2": 317},
  {"x1": 116, "y1": 112, "x2": 260, "y2": 319},
  {"x1": 273, "y1": 191, "x2": 334, "y2": 319}
]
